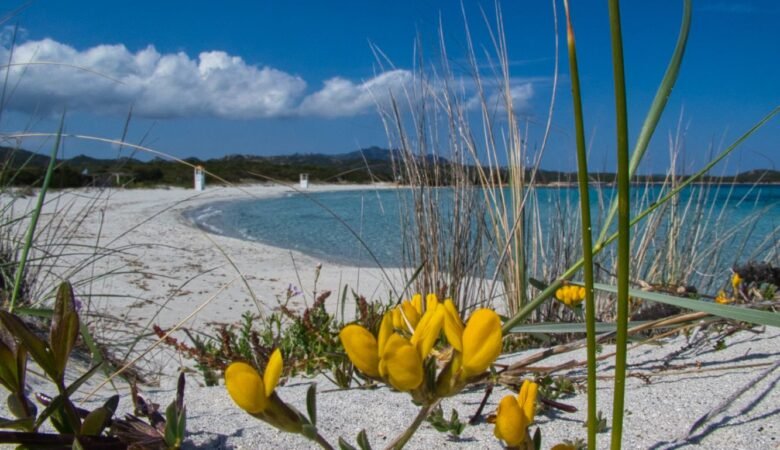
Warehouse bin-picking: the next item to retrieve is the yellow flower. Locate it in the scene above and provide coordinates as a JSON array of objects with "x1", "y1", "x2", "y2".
[
  {"x1": 441, "y1": 299, "x2": 464, "y2": 352},
  {"x1": 341, "y1": 310, "x2": 432, "y2": 392},
  {"x1": 393, "y1": 293, "x2": 423, "y2": 330},
  {"x1": 555, "y1": 284, "x2": 586, "y2": 307},
  {"x1": 379, "y1": 333, "x2": 423, "y2": 391},
  {"x1": 436, "y1": 307, "x2": 502, "y2": 397},
  {"x1": 494, "y1": 380, "x2": 538, "y2": 447},
  {"x1": 731, "y1": 272, "x2": 743, "y2": 291},
  {"x1": 225, "y1": 349, "x2": 282, "y2": 414},
  {"x1": 715, "y1": 290, "x2": 733, "y2": 305},
  {"x1": 461, "y1": 309, "x2": 502, "y2": 378}
]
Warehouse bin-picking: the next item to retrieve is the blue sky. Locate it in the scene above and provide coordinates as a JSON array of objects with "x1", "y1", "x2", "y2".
[{"x1": 1, "y1": 1, "x2": 778, "y2": 174}]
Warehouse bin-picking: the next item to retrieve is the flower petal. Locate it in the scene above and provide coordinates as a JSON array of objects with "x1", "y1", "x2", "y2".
[
  {"x1": 381, "y1": 333, "x2": 424, "y2": 391},
  {"x1": 378, "y1": 311, "x2": 394, "y2": 355},
  {"x1": 426, "y1": 293, "x2": 439, "y2": 312},
  {"x1": 517, "y1": 379, "x2": 538, "y2": 423},
  {"x1": 225, "y1": 362, "x2": 268, "y2": 414},
  {"x1": 411, "y1": 305, "x2": 444, "y2": 359},
  {"x1": 339, "y1": 324, "x2": 380, "y2": 378},
  {"x1": 442, "y1": 299, "x2": 464, "y2": 352},
  {"x1": 263, "y1": 348, "x2": 283, "y2": 397},
  {"x1": 494, "y1": 394, "x2": 527, "y2": 446},
  {"x1": 400, "y1": 300, "x2": 421, "y2": 330},
  {"x1": 461, "y1": 309, "x2": 502, "y2": 378}
]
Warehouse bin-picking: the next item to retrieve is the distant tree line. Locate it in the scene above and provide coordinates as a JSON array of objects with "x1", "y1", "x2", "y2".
[{"x1": 1, "y1": 146, "x2": 778, "y2": 189}]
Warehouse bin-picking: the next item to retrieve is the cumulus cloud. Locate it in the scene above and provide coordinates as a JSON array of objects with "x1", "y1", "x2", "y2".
[
  {"x1": 0, "y1": 37, "x2": 307, "y2": 119},
  {"x1": 298, "y1": 69, "x2": 413, "y2": 117},
  {"x1": 0, "y1": 34, "x2": 534, "y2": 120}
]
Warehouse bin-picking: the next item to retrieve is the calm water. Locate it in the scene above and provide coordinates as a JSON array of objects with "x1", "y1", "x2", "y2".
[{"x1": 186, "y1": 185, "x2": 779, "y2": 272}]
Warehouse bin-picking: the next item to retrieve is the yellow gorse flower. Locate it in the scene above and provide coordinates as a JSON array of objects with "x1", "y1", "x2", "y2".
[
  {"x1": 555, "y1": 284, "x2": 586, "y2": 307},
  {"x1": 341, "y1": 293, "x2": 503, "y2": 398},
  {"x1": 494, "y1": 379, "x2": 538, "y2": 447},
  {"x1": 731, "y1": 272, "x2": 743, "y2": 291},
  {"x1": 436, "y1": 301, "x2": 503, "y2": 397},
  {"x1": 224, "y1": 349, "x2": 306, "y2": 433},
  {"x1": 715, "y1": 290, "x2": 733, "y2": 305},
  {"x1": 341, "y1": 305, "x2": 441, "y2": 392},
  {"x1": 225, "y1": 349, "x2": 282, "y2": 414}
]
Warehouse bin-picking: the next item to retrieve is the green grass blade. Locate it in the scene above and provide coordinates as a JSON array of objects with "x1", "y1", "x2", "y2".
[
  {"x1": 562, "y1": 1, "x2": 598, "y2": 447},
  {"x1": 607, "y1": 0, "x2": 630, "y2": 447},
  {"x1": 592, "y1": 283, "x2": 780, "y2": 328},
  {"x1": 509, "y1": 321, "x2": 645, "y2": 334},
  {"x1": 9, "y1": 115, "x2": 65, "y2": 312},
  {"x1": 596, "y1": 0, "x2": 692, "y2": 246}
]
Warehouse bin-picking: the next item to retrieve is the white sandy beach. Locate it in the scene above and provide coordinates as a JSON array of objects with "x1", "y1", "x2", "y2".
[
  {"x1": 15, "y1": 183, "x2": 401, "y2": 360},
  {"x1": 2, "y1": 183, "x2": 779, "y2": 449}
]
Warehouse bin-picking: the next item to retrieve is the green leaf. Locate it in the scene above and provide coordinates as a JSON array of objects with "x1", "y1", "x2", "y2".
[
  {"x1": 80, "y1": 395, "x2": 119, "y2": 436},
  {"x1": 356, "y1": 429, "x2": 372, "y2": 450},
  {"x1": 338, "y1": 437, "x2": 359, "y2": 450},
  {"x1": 508, "y1": 319, "x2": 704, "y2": 334},
  {"x1": 306, "y1": 383, "x2": 317, "y2": 426},
  {"x1": 81, "y1": 407, "x2": 110, "y2": 436},
  {"x1": 165, "y1": 375, "x2": 186, "y2": 450},
  {"x1": 34, "y1": 363, "x2": 103, "y2": 430},
  {"x1": 0, "y1": 341, "x2": 19, "y2": 391},
  {"x1": 0, "y1": 311, "x2": 56, "y2": 380},
  {"x1": 592, "y1": 283, "x2": 780, "y2": 328},
  {"x1": 532, "y1": 427, "x2": 542, "y2": 450},
  {"x1": 50, "y1": 282, "x2": 80, "y2": 380},
  {"x1": 6, "y1": 394, "x2": 35, "y2": 421}
]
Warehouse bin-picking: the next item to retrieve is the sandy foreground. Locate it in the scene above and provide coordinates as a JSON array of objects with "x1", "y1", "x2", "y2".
[{"x1": 2, "y1": 184, "x2": 779, "y2": 449}]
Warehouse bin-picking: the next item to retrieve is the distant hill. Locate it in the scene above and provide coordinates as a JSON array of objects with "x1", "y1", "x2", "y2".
[{"x1": 0, "y1": 145, "x2": 777, "y2": 188}]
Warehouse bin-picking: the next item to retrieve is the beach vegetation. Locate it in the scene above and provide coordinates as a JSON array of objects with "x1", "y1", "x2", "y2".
[{"x1": 0, "y1": 281, "x2": 187, "y2": 448}]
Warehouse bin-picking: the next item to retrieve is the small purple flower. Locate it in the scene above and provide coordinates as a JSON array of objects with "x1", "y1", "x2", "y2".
[{"x1": 286, "y1": 284, "x2": 302, "y2": 298}]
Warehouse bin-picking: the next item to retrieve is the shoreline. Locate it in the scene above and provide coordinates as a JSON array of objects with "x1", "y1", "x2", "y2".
[{"x1": 9, "y1": 182, "x2": 403, "y2": 339}]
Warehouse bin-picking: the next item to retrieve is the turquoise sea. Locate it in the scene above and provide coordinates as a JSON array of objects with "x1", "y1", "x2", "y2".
[{"x1": 187, "y1": 184, "x2": 779, "y2": 277}]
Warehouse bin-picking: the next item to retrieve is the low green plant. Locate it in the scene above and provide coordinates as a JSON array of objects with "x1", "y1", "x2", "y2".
[
  {"x1": 426, "y1": 405, "x2": 466, "y2": 438},
  {"x1": 0, "y1": 281, "x2": 186, "y2": 448},
  {"x1": 161, "y1": 288, "x2": 393, "y2": 389}
]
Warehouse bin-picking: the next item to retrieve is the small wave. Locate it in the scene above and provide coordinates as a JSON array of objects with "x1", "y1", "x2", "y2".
[{"x1": 194, "y1": 206, "x2": 223, "y2": 222}]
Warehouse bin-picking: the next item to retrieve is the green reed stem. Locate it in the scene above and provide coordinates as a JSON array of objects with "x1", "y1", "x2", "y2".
[
  {"x1": 9, "y1": 116, "x2": 64, "y2": 313},
  {"x1": 562, "y1": 1, "x2": 597, "y2": 448},
  {"x1": 607, "y1": 0, "x2": 630, "y2": 448},
  {"x1": 595, "y1": 0, "x2": 692, "y2": 247},
  {"x1": 501, "y1": 106, "x2": 778, "y2": 336}
]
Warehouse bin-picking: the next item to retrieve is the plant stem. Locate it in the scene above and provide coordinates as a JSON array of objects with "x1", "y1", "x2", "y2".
[
  {"x1": 385, "y1": 401, "x2": 439, "y2": 450},
  {"x1": 607, "y1": 0, "x2": 630, "y2": 448},
  {"x1": 561, "y1": 1, "x2": 597, "y2": 448},
  {"x1": 313, "y1": 431, "x2": 335, "y2": 450},
  {"x1": 9, "y1": 115, "x2": 64, "y2": 313}
]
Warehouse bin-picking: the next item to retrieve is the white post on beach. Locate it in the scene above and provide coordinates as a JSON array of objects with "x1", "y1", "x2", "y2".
[
  {"x1": 194, "y1": 166, "x2": 205, "y2": 191},
  {"x1": 300, "y1": 173, "x2": 309, "y2": 189}
]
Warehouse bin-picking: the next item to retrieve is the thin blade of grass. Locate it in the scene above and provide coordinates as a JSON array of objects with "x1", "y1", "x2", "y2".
[
  {"x1": 592, "y1": 283, "x2": 780, "y2": 328},
  {"x1": 9, "y1": 114, "x2": 64, "y2": 312}
]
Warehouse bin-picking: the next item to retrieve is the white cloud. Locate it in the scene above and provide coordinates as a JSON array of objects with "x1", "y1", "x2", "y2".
[
  {"x1": 0, "y1": 34, "x2": 534, "y2": 120},
  {"x1": 463, "y1": 81, "x2": 534, "y2": 113},
  {"x1": 298, "y1": 69, "x2": 413, "y2": 117},
  {"x1": 1, "y1": 37, "x2": 308, "y2": 119}
]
